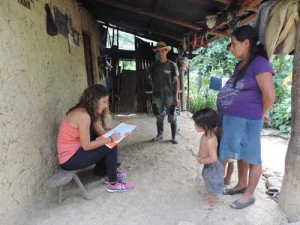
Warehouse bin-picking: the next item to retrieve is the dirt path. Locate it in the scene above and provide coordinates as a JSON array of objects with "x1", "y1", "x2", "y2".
[{"x1": 25, "y1": 113, "x2": 289, "y2": 225}]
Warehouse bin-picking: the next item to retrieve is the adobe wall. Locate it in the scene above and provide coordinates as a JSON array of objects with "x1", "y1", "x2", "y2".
[{"x1": 0, "y1": 0, "x2": 103, "y2": 224}]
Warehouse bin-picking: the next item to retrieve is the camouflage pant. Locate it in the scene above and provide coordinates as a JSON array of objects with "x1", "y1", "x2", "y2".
[{"x1": 152, "y1": 95, "x2": 177, "y2": 124}]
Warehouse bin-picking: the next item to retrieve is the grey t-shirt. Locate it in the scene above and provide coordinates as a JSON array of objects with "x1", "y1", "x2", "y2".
[{"x1": 149, "y1": 60, "x2": 179, "y2": 97}]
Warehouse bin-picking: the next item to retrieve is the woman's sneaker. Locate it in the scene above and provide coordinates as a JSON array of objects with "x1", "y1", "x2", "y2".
[
  {"x1": 106, "y1": 181, "x2": 134, "y2": 193},
  {"x1": 104, "y1": 171, "x2": 127, "y2": 184}
]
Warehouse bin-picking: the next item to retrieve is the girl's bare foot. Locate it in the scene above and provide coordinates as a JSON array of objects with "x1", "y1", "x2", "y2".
[
  {"x1": 202, "y1": 199, "x2": 216, "y2": 210},
  {"x1": 202, "y1": 194, "x2": 208, "y2": 200},
  {"x1": 202, "y1": 194, "x2": 217, "y2": 210}
]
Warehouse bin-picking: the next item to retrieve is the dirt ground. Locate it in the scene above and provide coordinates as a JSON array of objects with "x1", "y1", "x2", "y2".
[{"x1": 25, "y1": 112, "x2": 292, "y2": 225}]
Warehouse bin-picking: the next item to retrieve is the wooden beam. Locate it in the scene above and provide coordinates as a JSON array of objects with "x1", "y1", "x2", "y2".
[
  {"x1": 209, "y1": 13, "x2": 228, "y2": 33},
  {"x1": 214, "y1": 0, "x2": 232, "y2": 4},
  {"x1": 95, "y1": 0, "x2": 201, "y2": 31},
  {"x1": 100, "y1": 19, "x2": 182, "y2": 41},
  {"x1": 105, "y1": 48, "x2": 136, "y2": 60},
  {"x1": 211, "y1": 30, "x2": 230, "y2": 37},
  {"x1": 189, "y1": 0, "x2": 231, "y2": 6},
  {"x1": 192, "y1": 0, "x2": 260, "y2": 47},
  {"x1": 206, "y1": 12, "x2": 257, "y2": 44},
  {"x1": 207, "y1": 0, "x2": 260, "y2": 35},
  {"x1": 237, "y1": 0, "x2": 264, "y2": 16},
  {"x1": 150, "y1": 30, "x2": 182, "y2": 41},
  {"x1": 239, "y1": 13, "x2": 257, "y2": 25},
  {"x1": 148, "y1": 0, "x2": 159, "y2": 37}
]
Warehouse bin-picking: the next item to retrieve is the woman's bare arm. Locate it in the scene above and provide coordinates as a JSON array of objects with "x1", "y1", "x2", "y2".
[
  {"x1": 93, "y1": 120, "x2": 107, "y2": 136},
  {"x1": 256, "y1": 72, "x2": 275, "y2": 117},
  {"x1": 77, "y1": 112, "x2": 116, "y2": 151}
]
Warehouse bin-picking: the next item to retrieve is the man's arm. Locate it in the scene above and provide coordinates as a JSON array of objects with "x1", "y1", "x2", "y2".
[
  {"x1": 172, "y1": 61, "x2": 180, "y2": 107},
  {"x1": 173, "y1": 75, "x2": 180, "y2": 107}
]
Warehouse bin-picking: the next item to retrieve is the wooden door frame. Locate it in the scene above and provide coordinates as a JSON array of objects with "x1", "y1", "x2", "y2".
[{"x1": 82, "y1": 32, "x2": 94, "y2": 86}]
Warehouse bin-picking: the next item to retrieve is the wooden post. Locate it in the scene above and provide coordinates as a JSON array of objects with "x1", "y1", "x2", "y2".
[
  {"x1": 187, "y1": 66, "x2": 190, "y2": 111},
  {"x1": 73, "y1": 175, "x2": 92, "y2": 200},
  {"x1": 278, "y1": 17, "x2": 300, "y2": 222},
  {"x1": 58, "y1": 186, "x2": 63, "y2": 205},
  {"x1": 179, "y1": 68, "x2": 185, "y2": 110}
]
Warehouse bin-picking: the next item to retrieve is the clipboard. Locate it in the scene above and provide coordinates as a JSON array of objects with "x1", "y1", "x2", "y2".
[{"x1": 97, "y1": 121, "x2": 138, "y2": 149}]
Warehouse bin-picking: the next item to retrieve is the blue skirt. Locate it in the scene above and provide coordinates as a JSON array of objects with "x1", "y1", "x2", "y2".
[{"x1": 218, "y1": 114, "x2": 263, "y2": 165}]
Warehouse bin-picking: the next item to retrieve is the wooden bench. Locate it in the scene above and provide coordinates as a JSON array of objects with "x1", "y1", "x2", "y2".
[{"x1": 47, "y1": 169, "x2": 92, "y2": 204}]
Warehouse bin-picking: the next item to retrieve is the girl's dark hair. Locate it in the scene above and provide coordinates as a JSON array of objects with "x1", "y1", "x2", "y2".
[
  {"x1": 231, "y1": 25, "x2": 268, "y2": 87},
  {"x1": 67, "y1": 84, "x2": 109, "y2": 124},
  {"x1": 192, "y1": 108, "x2": 221, "y2": 137}
]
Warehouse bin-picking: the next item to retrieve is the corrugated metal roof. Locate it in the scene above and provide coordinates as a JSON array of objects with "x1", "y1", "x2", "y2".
[{"x1": 79, "y1": 0, "x2": 264, "y2": 50}]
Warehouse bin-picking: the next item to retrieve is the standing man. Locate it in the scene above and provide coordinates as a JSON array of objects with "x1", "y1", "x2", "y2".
[{"x1": 146, "y1": 41, "x2": 180, "y2": 144}]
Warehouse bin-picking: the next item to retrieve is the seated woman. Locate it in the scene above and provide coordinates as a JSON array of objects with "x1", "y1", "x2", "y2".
[
  {"x1": 57, "y1": 84, "x2": 133, "y2": 193},
  {"x1": 89, "y1": 108, "x2": 121, "y2": 177}
]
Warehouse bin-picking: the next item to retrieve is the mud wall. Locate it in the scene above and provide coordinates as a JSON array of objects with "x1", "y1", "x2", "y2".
[{"x1": 0, "y1": 0, "x2": 103, "y2": 224}]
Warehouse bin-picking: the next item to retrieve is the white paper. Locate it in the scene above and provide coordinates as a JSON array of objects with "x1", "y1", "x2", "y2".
[{"x1": 103, "y1": 122, "x2": 137, "y2": 144}]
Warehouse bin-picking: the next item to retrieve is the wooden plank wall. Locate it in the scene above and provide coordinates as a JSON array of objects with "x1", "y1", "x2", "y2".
[
  {"x1": 118, "y1": 70, "x2": 136, "y2": 113},
  {"x1": 135, "y1": 37, "x2": 155, "y2": 113}
]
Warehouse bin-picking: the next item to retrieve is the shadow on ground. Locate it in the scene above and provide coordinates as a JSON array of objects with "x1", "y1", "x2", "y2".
[{"x1": 25, "y1": 113, "x2": 289, "y2": 225}]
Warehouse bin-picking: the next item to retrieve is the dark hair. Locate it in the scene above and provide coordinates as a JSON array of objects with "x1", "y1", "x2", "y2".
[
  {"x1": 192, "y1": 108, "x2": 221, "y2": 137},
  {"x1": 231, "y1": 25, "x2": 268, "y2": 87},
  {"x1": 67, "y1": 84, "x2": 109, "y2": 124}
]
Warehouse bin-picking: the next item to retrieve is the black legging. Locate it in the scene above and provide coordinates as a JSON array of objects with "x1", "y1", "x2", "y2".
[{"x1": 60, "y1": 145, "x2": 118, "y2": 182}]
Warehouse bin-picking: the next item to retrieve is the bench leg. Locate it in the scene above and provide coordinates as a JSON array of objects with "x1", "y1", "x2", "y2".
[
  {"x1": 73, "y1": 174, "x2": 92, "y2": 200},
  {"x1": 58, "y1": 186, "x2": 63, "y2": 205}
]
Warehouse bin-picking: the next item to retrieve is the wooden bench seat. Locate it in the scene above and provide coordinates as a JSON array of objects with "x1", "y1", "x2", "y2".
[{"x1": 47, "y1": 169, "x2": 92, "y2": 204}]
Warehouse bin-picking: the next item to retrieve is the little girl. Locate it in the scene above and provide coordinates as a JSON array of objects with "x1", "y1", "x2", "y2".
[{"x1": 192, "y1": 108, "x2": 224, "y2": 209}]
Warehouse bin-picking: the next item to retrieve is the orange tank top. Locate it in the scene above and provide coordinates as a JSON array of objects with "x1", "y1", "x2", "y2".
[{"x1": 57, "y1": 118, "x2": 81, "y2": 164}]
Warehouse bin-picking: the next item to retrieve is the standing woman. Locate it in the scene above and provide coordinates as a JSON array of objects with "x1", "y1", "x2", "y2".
[
  {"x1": 217, "y1": 25, "x2": 275, "y2": 209},
  {"x1": 57, "y1": 84, "x2": 133, "y2": 193}
]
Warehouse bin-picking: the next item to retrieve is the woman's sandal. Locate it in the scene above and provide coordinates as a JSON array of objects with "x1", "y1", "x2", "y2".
[
  {"x1": 266, "y1": 188, "x2": 280, "y2": 202},
  {"x1": 230, "y1": 197, "x2": 255, "y2": 209},
  {"x1": 223, "y1": 187, "x2": 247, "y2": 195}
]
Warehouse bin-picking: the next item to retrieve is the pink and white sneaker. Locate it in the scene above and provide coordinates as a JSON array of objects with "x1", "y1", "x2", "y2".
[
  {"x1": 104, "y1": 171, "x2": 127, "y2": 184},
  {"x1": 106, "y1": 180, "x2": 134, "y2": 193}
]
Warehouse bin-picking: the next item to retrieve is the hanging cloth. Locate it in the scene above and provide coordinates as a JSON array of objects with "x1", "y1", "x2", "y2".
[
  {"x1": 252, "y1": 0, "x2": 274, "y2": 45},
  {"x1": 206, "y1": 15, "x2": 217, "y2": 29},
  {"x1": 276, "y1": 0, "x2": 299, "y2": 55},
  {"x1": 265, "y1": 0, "x2": 299, "y2": 58},
  {"x1": 45, "y1": 4, "x2": 58, "y2": 36}
]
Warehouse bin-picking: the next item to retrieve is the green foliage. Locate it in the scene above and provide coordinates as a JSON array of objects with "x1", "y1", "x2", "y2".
[
  {"x1": 120, "y1": 60, "x2": 136, "y2": 70},
  {"x1": 266, "y1": 55, "x2": 293, "y2": 133},
  {"x1": 267, "y1": 85, "x2": 291, "y2": 133},
  {"x1": 189, "y1": 93, "x2": 217, "y2": 114},
  {"x1": 188, "y1": 75, "x2": 217, "y2": 113},
  {"x1": 188, "y1": 38, "x2": 234, "y2": 114},
  {"x1": 191, "y1": 38, "x2": 237, "y2": 78},
  {"x1": 271, "y1": 55, "x2": 293, "y2": 82}
]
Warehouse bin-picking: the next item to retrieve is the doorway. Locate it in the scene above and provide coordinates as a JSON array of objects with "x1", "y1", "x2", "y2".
[{"x1": 82, "y1": 33, "x2": 94, "y2": 86}]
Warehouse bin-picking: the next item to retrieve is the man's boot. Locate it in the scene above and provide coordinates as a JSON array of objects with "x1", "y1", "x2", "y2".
[
  {"x1": 171, "y1": 123, "x2": 178, "y2": 144},
  {"x1": 153, "y1": 122, "x2": 164, "y2": 141}
]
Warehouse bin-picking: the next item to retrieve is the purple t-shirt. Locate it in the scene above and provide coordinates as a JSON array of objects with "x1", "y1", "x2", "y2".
[{"x1": 217, "y1": 56, "x2": 274, "y2": 120}]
